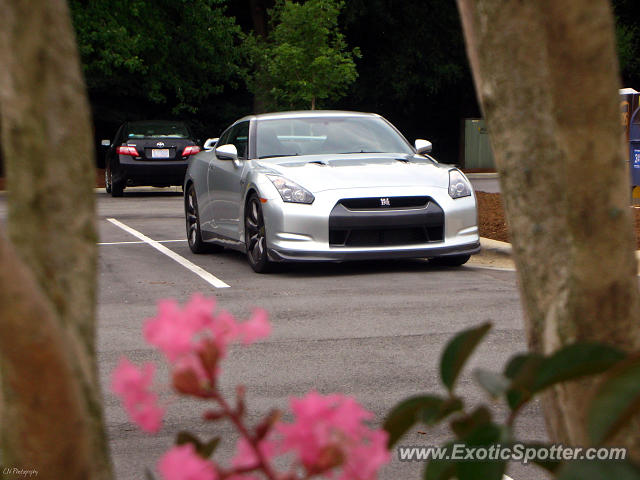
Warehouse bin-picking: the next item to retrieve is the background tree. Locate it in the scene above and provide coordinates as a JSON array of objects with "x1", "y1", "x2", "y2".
[
  {"x1": 70, "y1": 0, "x2": 246, "y2": 138},
  {"x1": 0, "y1": 0, "x2": 113, "y2": 478},
  {"x1": 457, "y1": 0, "x2": 640, "y2": 459},
  {"x1": 246, "y1": 0, "x2": 360, "y2": 111}
]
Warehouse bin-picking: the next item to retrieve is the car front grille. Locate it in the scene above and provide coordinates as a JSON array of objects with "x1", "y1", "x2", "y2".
[
  {"x1": 339, "y1": 196, "x2": 430, "y2": 210},
  {"x1": 329, "y1": 197, "x2": 444, "y2": 247}
]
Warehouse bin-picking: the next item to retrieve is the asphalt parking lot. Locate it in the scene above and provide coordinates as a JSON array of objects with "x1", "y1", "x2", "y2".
[
  {"x1": 90, "y1": 187, "x2": 549, "y2": 480},
  {"x1": 0, "y1": 183, "x2": 543, "y2": 479}
]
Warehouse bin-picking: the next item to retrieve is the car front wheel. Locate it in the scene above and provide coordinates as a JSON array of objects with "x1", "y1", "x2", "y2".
[{"x1": 245, "y1": 193, "x2": 272, "y2": 273}]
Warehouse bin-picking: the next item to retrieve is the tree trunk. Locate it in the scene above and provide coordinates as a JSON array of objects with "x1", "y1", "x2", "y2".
[
  {"x1": 457, "y1": 0, "x2": 640, "y2": 458},
  {"x1": 0, "y1": 0, "x2": 113, "y2": 478}
]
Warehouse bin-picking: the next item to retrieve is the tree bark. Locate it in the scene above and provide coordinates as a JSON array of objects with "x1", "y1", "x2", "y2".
[
  {"x1": 0, "y1": 0, "x2": 113, "y2": 477},
  {"x1": 457, "y1": 0, "x2": 640, "y2": 458},
  {"x1": 0, "y1": 233, "x2": 93, "y2": 478}
]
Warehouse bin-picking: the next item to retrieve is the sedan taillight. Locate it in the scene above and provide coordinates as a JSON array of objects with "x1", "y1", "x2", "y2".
[
  {"x1": 182, "y1": 145, "x2": 201, "y2": 157},
  {"x1": 117, "y1": 145, "x2": 139, "y2": 156}
]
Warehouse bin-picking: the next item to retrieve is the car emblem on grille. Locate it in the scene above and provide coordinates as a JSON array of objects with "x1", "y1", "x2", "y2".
[
  {"x1": 380, "y1": 197, "x2": 391, "y2": 207},
  {"x1": 156, "y1": 142, "x2": 165, "y2": 147}
]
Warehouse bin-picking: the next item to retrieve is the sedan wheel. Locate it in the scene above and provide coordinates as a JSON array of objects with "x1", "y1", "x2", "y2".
[
  {"x1": 245, "y1": 194, "x2": 271, "y2": 273},
  {"x1": 105, "y1": 162, "x2": 112, "y2": 194},
  {"x1": 110, "y1": 162, "x2": 124, "y2": 197},
  {"x1": 185, "y1": 184, "x2": 216, "y2": 254}
]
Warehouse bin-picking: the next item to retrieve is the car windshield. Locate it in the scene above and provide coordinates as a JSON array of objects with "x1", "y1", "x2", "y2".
[
  {"x1": 256, "y1": 116, "x2": 413, "y2": 159},
  {"x1": 126, "y1": 122, "x2": 190, "y2": 139}
]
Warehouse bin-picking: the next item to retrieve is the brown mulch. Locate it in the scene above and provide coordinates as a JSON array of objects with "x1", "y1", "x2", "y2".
[
  {"x1": 476, "y1": 192, "x2": 510, "y2": 243},
  {"x1": 476, "y1": 191, "x2": 640, "y2": 250}
]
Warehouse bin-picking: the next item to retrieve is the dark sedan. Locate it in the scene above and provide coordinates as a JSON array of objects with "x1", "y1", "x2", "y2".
[{"x1": 102, "y1": 120, "x2": 200, "y2": 196}]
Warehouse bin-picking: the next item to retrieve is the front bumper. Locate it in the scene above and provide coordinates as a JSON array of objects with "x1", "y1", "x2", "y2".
[
  {"x1": 268, "y1": 241, "x2": 480, "y2": 262},
  {"x1": 259, "y1": 185, "x2": 479, "y2": 263}
]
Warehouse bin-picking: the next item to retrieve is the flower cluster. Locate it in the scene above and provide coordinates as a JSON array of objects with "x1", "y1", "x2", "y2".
[
  {"x1": 111, "y1": 294, "x2": 390, "y2": 480},
  {"x1": 111, "y1": 358, "x2": 164, "y2": 433},
  {"x1": 278, "y1": 392, "x2": 390, "y2": 479}
]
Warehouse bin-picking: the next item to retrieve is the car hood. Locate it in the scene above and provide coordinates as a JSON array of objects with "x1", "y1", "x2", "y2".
[{"x1": 253, "y1": 153, "x2": 453, "y2": 193}]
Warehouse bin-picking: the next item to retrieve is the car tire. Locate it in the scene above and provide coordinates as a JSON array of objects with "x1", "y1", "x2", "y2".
[
  {"x1": 429, "y1": 254, "x2": 471, "y2": 267},
  {"x1": 111, "y1": 177, "x2": 124, "y2": 197},
  {"x1": 245, "y1": 193, "x2": 272, "y2": 273},
  {"x1": 185, "y1": 184, "x2": 222, "y2": 254}
]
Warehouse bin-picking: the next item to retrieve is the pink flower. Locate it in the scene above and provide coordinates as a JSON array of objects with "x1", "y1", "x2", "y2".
[
  {"x1": 142, "y1": 295, "x2": 272, "y2": 392},
  {"x1": 231, "y1": 436, "x2": 276, "y2": 470},
  {"x1": 238, "y1": 309, "x2": 270, "y2": 345},
  {"x1": 111, "y1": 357, "x2": 164, "y2": 433},
  {"x1": 144, "y1": 295, "x2": 271, "y2": 364},
  {"x1": 144, "y1": 297, "x2": 213, "y2": 362},
  {"x1": 158, "y1": 444, "x2": 218, "y2": 480},
  {"x1": 276, "y1": 392, "x2": 390, "y2": 478}
]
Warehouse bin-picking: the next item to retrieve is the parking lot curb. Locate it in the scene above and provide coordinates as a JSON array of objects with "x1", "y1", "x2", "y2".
[
  {"x1": 465, "y1": 172, "x2": 499, "y2": 179},
  {"x1": 94, "y1": 186, "x2": 183, "y2": 193},
  {"x1": 480, "y1": 237, "x2": 512, "y2": 256}
]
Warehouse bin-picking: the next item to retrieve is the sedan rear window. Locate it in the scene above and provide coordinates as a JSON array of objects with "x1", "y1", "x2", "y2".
[{"x1": 126, "y1": 122, "x2": 191, "y2": 139}]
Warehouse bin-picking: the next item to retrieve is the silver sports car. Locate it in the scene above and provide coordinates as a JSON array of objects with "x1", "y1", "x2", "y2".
[{"x1": 184, "y1": 111, "x2": 479, "y2": 272}]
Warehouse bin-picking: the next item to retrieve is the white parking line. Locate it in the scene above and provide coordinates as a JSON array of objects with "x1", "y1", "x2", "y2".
[
  {"x1": 107, "y1": 218, "x2": 230, "y2": 289},
  {"x1": 98, "y1": 239, "x2": 186, "y2": 246}
]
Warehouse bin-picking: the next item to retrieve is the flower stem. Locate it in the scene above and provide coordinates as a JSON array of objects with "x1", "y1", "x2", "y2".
[{"x1": 213, "y1": 391, "x2": 280, "y2": 480}]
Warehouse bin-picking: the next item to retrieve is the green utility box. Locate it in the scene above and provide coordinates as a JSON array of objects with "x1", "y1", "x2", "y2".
[{"x1": 463, "y1": 119, "x2": 495, "y2": 170}]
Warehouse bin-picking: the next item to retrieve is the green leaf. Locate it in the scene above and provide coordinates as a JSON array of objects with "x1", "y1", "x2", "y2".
[
  {"x1": 473, "y1": 369, "x2": 511, "y2": 397},
  {"x1": 423, "y1": 397, "x2": 464, "y2": 425},
  {"x1": 456, "y1": 424, "x2": 509, "y2": 480},
  {"x1": 504, "y1": 353, "x2": 544, "y2": 380},
  {"x1": 557, "y1": 459, "x2": 640, "y2": 480},
  {"x1": 451, "y1": 407, "x2": 492, "y2": 439},
  {"x1": 176, "y1": 431, "x2": 201, "y2": 448},
  {"x1": 423, "y1": 443, "x2": 456, "y2": 480},
  {"x1": 532, "y1": 343, "x2": 626, "y2": 392},
  {"x1": 384, "y1": 395, "x2": 446, "y2": 448},
  {"x1": 175, "y1": 431, "x2": 219, "y2": 459},
  {"x1": 200, "y1": 437, "x2": 221, "y2": 459},
  {"x1": 440, "y1": 323, "x2": 492, "y2": 392},
  {"x1": 504, "y1": 353, "x2": 544, "y2": 410},
  {"x1": 588, "y1": 354, "x2": 640, "y2": 445}
]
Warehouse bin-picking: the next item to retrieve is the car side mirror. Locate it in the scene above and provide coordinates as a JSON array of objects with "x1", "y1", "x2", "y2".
[
  {"x1": 101, "y1": 139, "x2": 111, "y2": 147},
  {"x1": 203, "y1": 137, "x2": 219, "y2": 150},
  {"x1": 215, "y1": 143, "x2": 238, "y2": 161},
  {"x1": 415, "y1": 139, "x2": 432, "y2": 154}
]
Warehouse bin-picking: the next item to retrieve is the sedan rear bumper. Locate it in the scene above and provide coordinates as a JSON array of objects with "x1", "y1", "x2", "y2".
[{"x1": 117, "y1": 157, "x2": 189, "y2": 186}]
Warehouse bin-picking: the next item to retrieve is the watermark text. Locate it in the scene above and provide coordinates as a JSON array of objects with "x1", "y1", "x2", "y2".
[{"x1": 397, "y1": 444, "x2": 627, "y2": 464}]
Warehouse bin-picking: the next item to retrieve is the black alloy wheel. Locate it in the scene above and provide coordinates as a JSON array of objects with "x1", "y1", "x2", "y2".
[
  {"x1": 105, "y1": 161, "x2": 112, "y2": 194},
  {"x1": 185, "y1": 184, "x2": 216, "y2": 254},
  {"x1": 245, "y1": 193, "x2": 272, "y2": 273},
  {"x1": 429, "y1": 254, "x2": 471, "y2": 267}
]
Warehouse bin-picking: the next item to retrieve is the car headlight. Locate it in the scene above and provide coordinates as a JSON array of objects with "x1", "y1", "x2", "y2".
[
  {"x1": 448, "y1": 169, "x2": 472, "y2": 199},
  {"x1": 267, "y1": 175, "x2": 315, "y2": 204}
]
